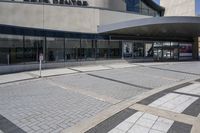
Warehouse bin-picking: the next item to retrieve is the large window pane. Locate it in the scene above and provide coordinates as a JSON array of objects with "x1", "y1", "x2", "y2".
[
  {"x1": 171, "y1": 42, "x2": 179, "y2": 60},
  {"x1": 46, "y1": 37, "x2": 64, "y2": 62},
  {"x1": 162, "y1": 42, "x2": 171, "y2": 60},
  {"x1": 110, "y1": 41, "x2": 122, "y2": 58},
  {"x1": 179, "y1": 43, "x2": 193, "y2": 60},
  {"x1": 0, "y1": 34, "x2": 23, "y2": 65},
  {"x1": 122, "y1": 41, "x2": 133, "y2": 58},
  {"x1": 144, "y1": 43, "x2": 153, "y2": 57},
  {"x1": 133, "y1": 42, "x2": 144, "y2": 58},
  {"x1": 24, "y1": 36, "x2": 44, "y2": 63},
  {"x1": 65, "y1": 39, "x2": 80, "y2": 61},
  {"x1": 153, "y1": 42, "x2": 163, "y2": 61},
  {"x1": 96, "y1": 40, "x2": 109, "y2": 59},
  {"x1": 81, "y1": 39, "x2": 95, "y2": 60},
  {"x1": 126, "y1": 0, "x2": 140, "y2": 13}
]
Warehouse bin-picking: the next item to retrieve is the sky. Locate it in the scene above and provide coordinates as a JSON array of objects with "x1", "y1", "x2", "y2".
[{"x1": 153, "y1": 0, "x2": 200, "y2": 15}]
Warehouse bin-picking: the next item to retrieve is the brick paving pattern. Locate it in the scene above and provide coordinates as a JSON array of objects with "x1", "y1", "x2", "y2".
[
  {"x1": 0, "y1": 61, "x2": 200, "y2": 133},
  {"x1": 0, "y1": 79, "x2": 111, "y2": 133}
]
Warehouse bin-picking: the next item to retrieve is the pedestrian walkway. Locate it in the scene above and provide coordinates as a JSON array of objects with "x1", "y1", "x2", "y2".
[
  {"x1": 29, "y1": 68, "x2": 77, "y2": 77},
  {"x1": 0, "y1": 61, "x2": 200, "y2": 133},
  {"x1": 0, "y1": 73, "x2": 34, "y2": 84},
  {"x1": 66, "y1": 79, "x2": 200, "y2": 133}
]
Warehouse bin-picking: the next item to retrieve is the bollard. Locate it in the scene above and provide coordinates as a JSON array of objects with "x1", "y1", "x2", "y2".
[{"x1": 39, "y1": 53, "x2": 44, "y2": 78}]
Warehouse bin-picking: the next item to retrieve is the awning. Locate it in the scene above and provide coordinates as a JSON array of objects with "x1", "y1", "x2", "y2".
[{"x1": 98, "y1": 17, "x2": 200, "y2": 40}]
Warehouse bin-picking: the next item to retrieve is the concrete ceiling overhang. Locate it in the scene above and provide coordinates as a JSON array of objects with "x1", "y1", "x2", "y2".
[{"x1": 98, "y1": 17, "x2": 200, "y2": 40}]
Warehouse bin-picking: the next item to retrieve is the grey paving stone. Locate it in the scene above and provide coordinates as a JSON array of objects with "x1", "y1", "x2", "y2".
[
  {"x1": 0, "y1": 79, "x2": 111, "y2": 133},
  {"x1": 152, "y1": 62, "x2": 200, "y2": 75},
  {"x1": 183, "y1": 98, "x2": 200, "y2": 117},
  {"x1": 88, "y1": 66, "x2": 198, "y2": 89},
  {"x1": 85, "y1": 108, "x2": 137, "y2": 133},
  {"x1": 138, "y1": 82, "x2": 192, "y2": 105},
  {"x1": 0, "y1": 62, "x2": 199, "y2": 133},
  {"x1": 0, "y1": 114, "x2": 25, "y2": 133},
  {"x1": 50, "y1": 74, "x2": 147, "y2": 100},
  {"x1": 167, "y1": 121, "x2": 192, "y2": 133}
]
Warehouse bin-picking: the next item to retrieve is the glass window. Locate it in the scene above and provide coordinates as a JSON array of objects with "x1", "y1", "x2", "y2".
[
  {"x1": 153, "y1": 42, "x2": 162, "y2": 61},
  {"x1": 122, "y1": 41, "x2": 133, "y2": 58},
  {"x1": 126, "y1": 0, "x2": 160, "y2": 16},
  {"x1": 144, "y1": 43, "x2": 153, "y2": 57},
  {"x1": 179, "y1": 43, "x2": 193, "y2": 60},
  {"x1": 0, "y1": 34, "x2": 23, "y2": 65},
  {"x1": 133, "y1": 42, "x2": 144, "y2": 58},
  {"x1": 81, "y1": 40, "x2": 95, "y2": 60},
  {"x1": 110, "y1": 41, "x2": 122, "y2": 58},
  {"x1": 46, "y1": 37, "x2": 64, "y2": 62},
  {"x1": 96, "y1": 40, "x2": 109, "y2": 59},
  {"x1": 24, "y1": 36, "x2": 45, "y2": 63},
  {"x1": 126, "y1": 0, "x2": 140, "y2": 13},
  {"x1": 170, "y1": 42, "x2": 179, "y2": 60},
  {"x1": 65, "y1": 39, "x2": 80, "y2": 61},
  {"x1": 162, "y1": 42, "x2": 171, "y2": 59}
]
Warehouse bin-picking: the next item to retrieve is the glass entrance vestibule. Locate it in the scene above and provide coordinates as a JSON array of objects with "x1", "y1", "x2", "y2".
[
  {"x1": 122, "y1": 41, "x2": 193, "y2": 61},
  {"x1": 0, "y1": 33, "x2": 194, "y2": 65}
]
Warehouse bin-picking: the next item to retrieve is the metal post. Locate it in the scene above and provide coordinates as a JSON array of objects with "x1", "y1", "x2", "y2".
[
  {"x1": 39, "y1": 59, "x2": 42, "y2": 78},
  {"x1": 122, "y1": 41, "x2": 124, "y2": 59},
  {"x1": 39, "y1": 53, "x2": 43, "y2": 78}
]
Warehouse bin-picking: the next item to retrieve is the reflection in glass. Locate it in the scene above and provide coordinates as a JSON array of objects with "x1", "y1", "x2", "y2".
[
  {"x1": 145, "y1": 43, "x2": 153, "y2": 57},
  {"x1": 133, "y1": 42, "x2": 144, "y2": 58},
  {"x1": 46, "y1": 37, "x2": 64, "y2": 62},
  {"x1": 110, "y1": 41, "x2": 122, "y2": 58},
  {"x1": 179, "y1": 43, "x2": 193, "y2": 60},
  {"x1": 153, "y1": 42, "x2": 162, "y2": 61},
  {"x1": 24, "y1": 36, "x2": 44, "y2": 63},
  {"x1": 0, "y1": 34, "x2": 23, "y2": 65},
  {"x1": 65, "y1": 39, "x2": 80, "y2": 61},
  {"x1": 162, "y1": 42, "x2": 171, "y2": 60},
  {"x1": 96, "y1": 40, "x2": 109, "y2": 59},
  {"x1": 81, "y1": 39, "x2": 95, "y2": 60},
  {"x1": 122, "y1": 41, "x2": 133, "y2": 58},
  {"x1": 171, "y1": 42, "x2": 179, "y2": 60}
]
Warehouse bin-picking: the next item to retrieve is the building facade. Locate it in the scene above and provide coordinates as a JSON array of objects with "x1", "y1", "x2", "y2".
[
  {"x1": 160, "y1": 0, "x2": 196, "y2": 16},
  {"x1": 0, "y1": 0, "x2": 199, "y2": 71}
]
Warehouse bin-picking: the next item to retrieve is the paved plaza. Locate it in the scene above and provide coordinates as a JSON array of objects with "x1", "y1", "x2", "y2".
[{"x1": 0, "y1": 61, "x2": 200, "y2": 133}]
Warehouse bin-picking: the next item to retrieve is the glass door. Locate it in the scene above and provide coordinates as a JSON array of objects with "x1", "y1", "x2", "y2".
[
  {"x1": 170, "y1": 42, "x2": 179, "y2": 60},
  {"x1": 153, "y1": 42, "x2": 163, "y2": 61}
]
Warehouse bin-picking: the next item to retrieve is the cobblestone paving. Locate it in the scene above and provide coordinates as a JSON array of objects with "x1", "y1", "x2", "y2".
[
  {"x1": 49, "y1": 73, "x2": 147, "y2": 100},
  {"x1": 0, "y1": 79, "x2": 111, "y2": 133},
  {"x1": 88, "y1": 66, "x2": 198, "y2": 88}
]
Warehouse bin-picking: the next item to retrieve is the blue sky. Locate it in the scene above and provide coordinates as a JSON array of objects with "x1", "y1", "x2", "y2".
[
  {"x1": 153, "y1": 0, "x2": 200, "y2": 15},
  {"x1": 153, "y1": 0, "x2": 160, "y2": 4}
]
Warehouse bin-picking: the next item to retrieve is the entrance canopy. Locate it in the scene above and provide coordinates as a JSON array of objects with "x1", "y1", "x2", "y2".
[{"x1": 98, "y1": 17, "x2": 200, "y2": 40}]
